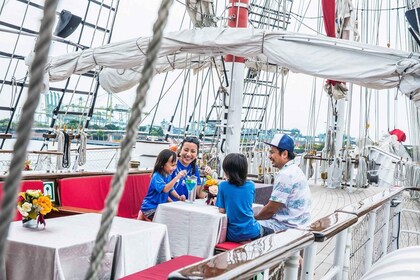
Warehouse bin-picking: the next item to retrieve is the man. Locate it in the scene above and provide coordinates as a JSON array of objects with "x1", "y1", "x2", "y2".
[{"x1": 254, "y1": 133, "x2": 311, "y2": 231}]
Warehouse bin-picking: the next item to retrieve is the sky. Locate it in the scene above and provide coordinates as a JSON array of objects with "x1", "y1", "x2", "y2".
[{"x1": 0, "y1": 0, "x2": 415, "y2": 144}]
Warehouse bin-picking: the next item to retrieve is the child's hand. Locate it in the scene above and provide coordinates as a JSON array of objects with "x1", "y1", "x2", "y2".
[
  {"x1": 203, "y1": 166, "x2": 212, "y2": 175},
  {"x1": 177, "y1": 170, "x2": 187, "y2": 178},
  {"x1": 179, "y1": 195, "x2": 186, "y2": 201}
]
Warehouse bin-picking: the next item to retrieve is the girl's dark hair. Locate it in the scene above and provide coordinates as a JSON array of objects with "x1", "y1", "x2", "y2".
[
  {"x1": 222, "y1": 153, "x2": 248, "y2": 186},
  {"x1": 153, "y1": 149, "x2": 177, "y2": 175},
  {"x1": 179, "y1": 136, "x2": 200, "y2": 174}
]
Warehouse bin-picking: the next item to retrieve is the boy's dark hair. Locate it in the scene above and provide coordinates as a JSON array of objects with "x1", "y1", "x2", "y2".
[
  {"x1": 153, "y1": 149, "x2": 177, "y2": 175},
  {"x1": 179, "y1": 136, "x2": 200, "y2": 174},
  {"x1": 222, "y1": 153, "x2": 248, "y2": 186}
]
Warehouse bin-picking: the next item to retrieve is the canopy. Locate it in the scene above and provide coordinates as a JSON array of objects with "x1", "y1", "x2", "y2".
[{"x1": 37, "y1": 28, "x2": 420, "y2": 106}]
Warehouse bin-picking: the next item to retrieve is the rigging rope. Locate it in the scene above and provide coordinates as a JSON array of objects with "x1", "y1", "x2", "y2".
[
  {"x1": 327, "y1": 157, "x2": 343, "y2": 189},
  {"x1": 56, "y1": 128, "x2": 64, "y2": 170},
  {"x1": 355, "y1": 156, "x2": 368, "y2": 188},
  {"x1": 78, "y1": 130, "x2": 88, "y2": 166},
  {"x1": 62, "y1": 130, "x2": 71, "y2": 168},
  {"x1": 0, "y1": 0, "x2": 57, "y2": 277},
  {"x1": 84, "y1": 0, "x2": 174, "y2": 278}
]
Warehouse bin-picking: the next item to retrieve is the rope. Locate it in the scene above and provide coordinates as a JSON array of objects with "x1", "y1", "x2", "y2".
[
  {"x1": 84, "y1": 0, "x2": 174, "y2": 279},
  {"x1": 56, "y1": 129, "x2": 64, "y2": 170},
  {"x1": 0, "y1": 0, "x2": 57, "y2": 277},
  {"x1": 78, "y1": 130, "x2": 87, "y2": 166},
  {"x1": 355, "y1": 156, "x2": 367, "y2": 188},
  {"x1": 343, "y1": 154, "x2": 352, "y2": 182},
  {"x1": 327, "y1": 157, "x2": 343, "y2": 189},
  {"x1": 62, "y1": 131, "x2": 70, "y2": 168},
  {"x1": 393, "y1": 160, "x2": 405, "y2": 186}
]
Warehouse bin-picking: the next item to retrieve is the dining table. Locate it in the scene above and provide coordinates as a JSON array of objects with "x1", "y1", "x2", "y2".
[
  {"x1": 154, "y1": 199, "x2": 263, "y2": 258},
  {"x1": 5, "y1": 213, "x2": 171, "y2": 280}
]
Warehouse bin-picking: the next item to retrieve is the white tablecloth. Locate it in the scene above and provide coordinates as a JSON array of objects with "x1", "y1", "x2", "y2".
[
  {"x1": 6, "y1": 213, "x2": 170, "y2": 280},
  {"x1": 154, "y1": 200, "x2": 227, "y2": 258}
]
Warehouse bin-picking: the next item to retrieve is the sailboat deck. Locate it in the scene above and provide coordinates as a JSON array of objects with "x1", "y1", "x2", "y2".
[{"x1": 310, "y1": 183, "x2": 420, "y2": 279}]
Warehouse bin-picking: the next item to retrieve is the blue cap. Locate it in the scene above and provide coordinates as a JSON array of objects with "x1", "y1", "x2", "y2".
[{"x1": 265, "y1": 133, "x2": 294, "y2": 153}]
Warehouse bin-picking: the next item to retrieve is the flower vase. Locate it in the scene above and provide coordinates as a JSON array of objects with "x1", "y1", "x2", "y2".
[
  {"x1": 22, "y1": 217, "x2": 38, "y2": 229},
  {"x1": 206, "y1": 194, "x2": 216, "y2": 206}
]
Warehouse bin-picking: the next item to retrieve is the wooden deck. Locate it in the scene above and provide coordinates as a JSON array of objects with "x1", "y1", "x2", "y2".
[{"x1": 310, "y1": 183, "x2": 420, "y2": 279}]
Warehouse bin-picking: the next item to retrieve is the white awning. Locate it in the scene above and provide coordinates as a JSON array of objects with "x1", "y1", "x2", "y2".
[{"x1": 36, "y1": 27, "x2": 420, "y2": 105}]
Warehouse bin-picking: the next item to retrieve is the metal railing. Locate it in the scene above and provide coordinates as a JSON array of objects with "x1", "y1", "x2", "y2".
[{"x1": 168, "y1": 186, "x2": 419, "y2": 280}]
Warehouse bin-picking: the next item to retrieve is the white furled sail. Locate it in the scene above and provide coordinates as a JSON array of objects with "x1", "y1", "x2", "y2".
[{"x1": 33, "y1": 27, "x2": 420, "y2": 104}]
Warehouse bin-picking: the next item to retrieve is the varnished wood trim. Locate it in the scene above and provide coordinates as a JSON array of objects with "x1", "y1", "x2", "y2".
[
  {"x1": 337, "y1": 187, "x2": 405, "y2": 217},
  {"x1": 0, "y1": 150, "x2": 63, "y2": 155},
  {"x1": 308, "y1": 212, "x2": 358, "y2": 242},
  {"x1": 0, "y1": 133, "x2": 12, "y2": 139}
]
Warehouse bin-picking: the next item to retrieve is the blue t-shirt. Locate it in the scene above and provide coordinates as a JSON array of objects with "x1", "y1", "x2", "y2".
[
  {"x1": 169, "y1": 161, "x2": 202, "y2": 200},
  {"x1": 141, "y1": 172, "x2": 173, "y2": 212},
  {"x1": 216, "y1": 180, "x2": 261, "y2": 242}
]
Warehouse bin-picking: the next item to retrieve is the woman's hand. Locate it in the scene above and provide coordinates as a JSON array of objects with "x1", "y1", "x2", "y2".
[{"x1": 178, "y1": 195, "x2": 186, "y2": 201}]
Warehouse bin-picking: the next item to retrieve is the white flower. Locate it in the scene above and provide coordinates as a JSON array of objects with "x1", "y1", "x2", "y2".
[
  {"x1": 209, "y1": 185, "x2": 218, "y2": 196},
  {"x1": 21, "y1": 202, "x2": 33, "y2": 212},
  {"x1": 17, "y1": 205, "x2": 29, "y2": 217},
  {"x1": 26, "y1": 190, "x2": 41, "y2": 198}
]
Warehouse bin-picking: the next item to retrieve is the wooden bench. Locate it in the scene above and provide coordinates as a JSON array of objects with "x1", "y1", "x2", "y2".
[{"x1": 57, "y1": 173, "x2": 151, "y2": 219}]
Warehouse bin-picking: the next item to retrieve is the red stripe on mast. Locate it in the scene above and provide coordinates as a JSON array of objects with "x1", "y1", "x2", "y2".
[{"x1": 225, "y1": 0, "x2": 249, "y2": 63}]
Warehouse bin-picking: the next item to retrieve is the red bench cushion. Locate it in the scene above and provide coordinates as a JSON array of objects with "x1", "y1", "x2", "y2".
[
  {"x1": 0, "y1": 180, "x2": 44, "y2": 221},
  {"x1": 58, "y1": 174, "x2": 150, "y2": 219},
  {"x1": 119, "y1": 255, "x2": 204, "y2": 280}
]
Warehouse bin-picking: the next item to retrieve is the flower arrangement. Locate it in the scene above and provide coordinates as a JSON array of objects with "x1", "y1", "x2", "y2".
[
  {"x1": 17, "y1": 189, "x2": 57, "y2": 227},
  {"x1": 203, "y1": 175, "x2": 218, "y2": 205},
  {"x1": 24, "y1": 160, "x2": 32, "y2": 171}
]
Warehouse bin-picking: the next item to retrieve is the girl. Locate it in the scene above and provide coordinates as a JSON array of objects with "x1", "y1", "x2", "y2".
[
  {"x1": 216, "y1": 153, "x2": 274, "y2": 242},
  {"x1": 169, "y1": 136, "x2": 211, "y2": 201},
  {"x1": 139, "y1": 149, "x2": 186, "y2": 221}
]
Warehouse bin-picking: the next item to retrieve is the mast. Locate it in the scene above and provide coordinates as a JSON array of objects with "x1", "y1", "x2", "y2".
[{"x1": 223, "y1": 0, "x2": 248, "y2": 155}]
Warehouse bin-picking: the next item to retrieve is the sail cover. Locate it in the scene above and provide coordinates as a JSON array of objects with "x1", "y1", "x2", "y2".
[{"x1": 38, "y1": 27, "x2": 420, "y2": 105}]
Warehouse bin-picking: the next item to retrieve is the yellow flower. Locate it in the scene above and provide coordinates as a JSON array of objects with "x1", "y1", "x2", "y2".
[
  {"x1": 34, "y1": 196, "x2": 55, "y2": 215},
  {"x1": 205, "y1": 179, "x2": 218, "y2": 187}
]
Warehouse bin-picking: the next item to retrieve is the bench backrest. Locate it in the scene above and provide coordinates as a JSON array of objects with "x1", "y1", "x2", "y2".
[
  {"x1": 58, "y1": 173, "x2": 151, "y2": 219},
  {"x1": 0, "y1": 180, "x2": 44, "y2": 221}
]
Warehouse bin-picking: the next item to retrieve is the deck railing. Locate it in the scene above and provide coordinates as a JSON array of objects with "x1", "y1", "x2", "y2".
[{"x1": 169, "y1": 186, "x2": 419, "y2": 280}]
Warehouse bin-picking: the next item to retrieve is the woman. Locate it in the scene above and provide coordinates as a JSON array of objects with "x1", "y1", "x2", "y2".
[{"x1": 169, "y1": 136, "x2": 212, "y2": 201}]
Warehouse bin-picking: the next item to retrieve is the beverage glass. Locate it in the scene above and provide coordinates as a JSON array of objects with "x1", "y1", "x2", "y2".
[{"x1": 185, "y1": 175, "x2": 197, "y2": 203}]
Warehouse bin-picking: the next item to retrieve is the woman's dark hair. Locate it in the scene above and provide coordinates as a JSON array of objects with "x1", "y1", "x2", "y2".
[
  {"x1": 179, "y1": 136, "x2": 200, "y2": 174},
  {"x1": 153, "y1": 149, "x2": 177, "y2": 175},
  {"x1": 222, "y1": 153, "x2": 248, "y2": 186}
]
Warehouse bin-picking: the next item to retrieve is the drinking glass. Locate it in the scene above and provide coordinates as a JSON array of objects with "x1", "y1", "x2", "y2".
[{"x1": 185, "y1": 175, "x2": 197, "y2": 203}]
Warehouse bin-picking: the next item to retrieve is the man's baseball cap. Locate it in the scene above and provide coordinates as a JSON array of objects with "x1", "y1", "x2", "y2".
[{"x1": 265, "y1": 133, "x2": 294, "y2": 153}]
